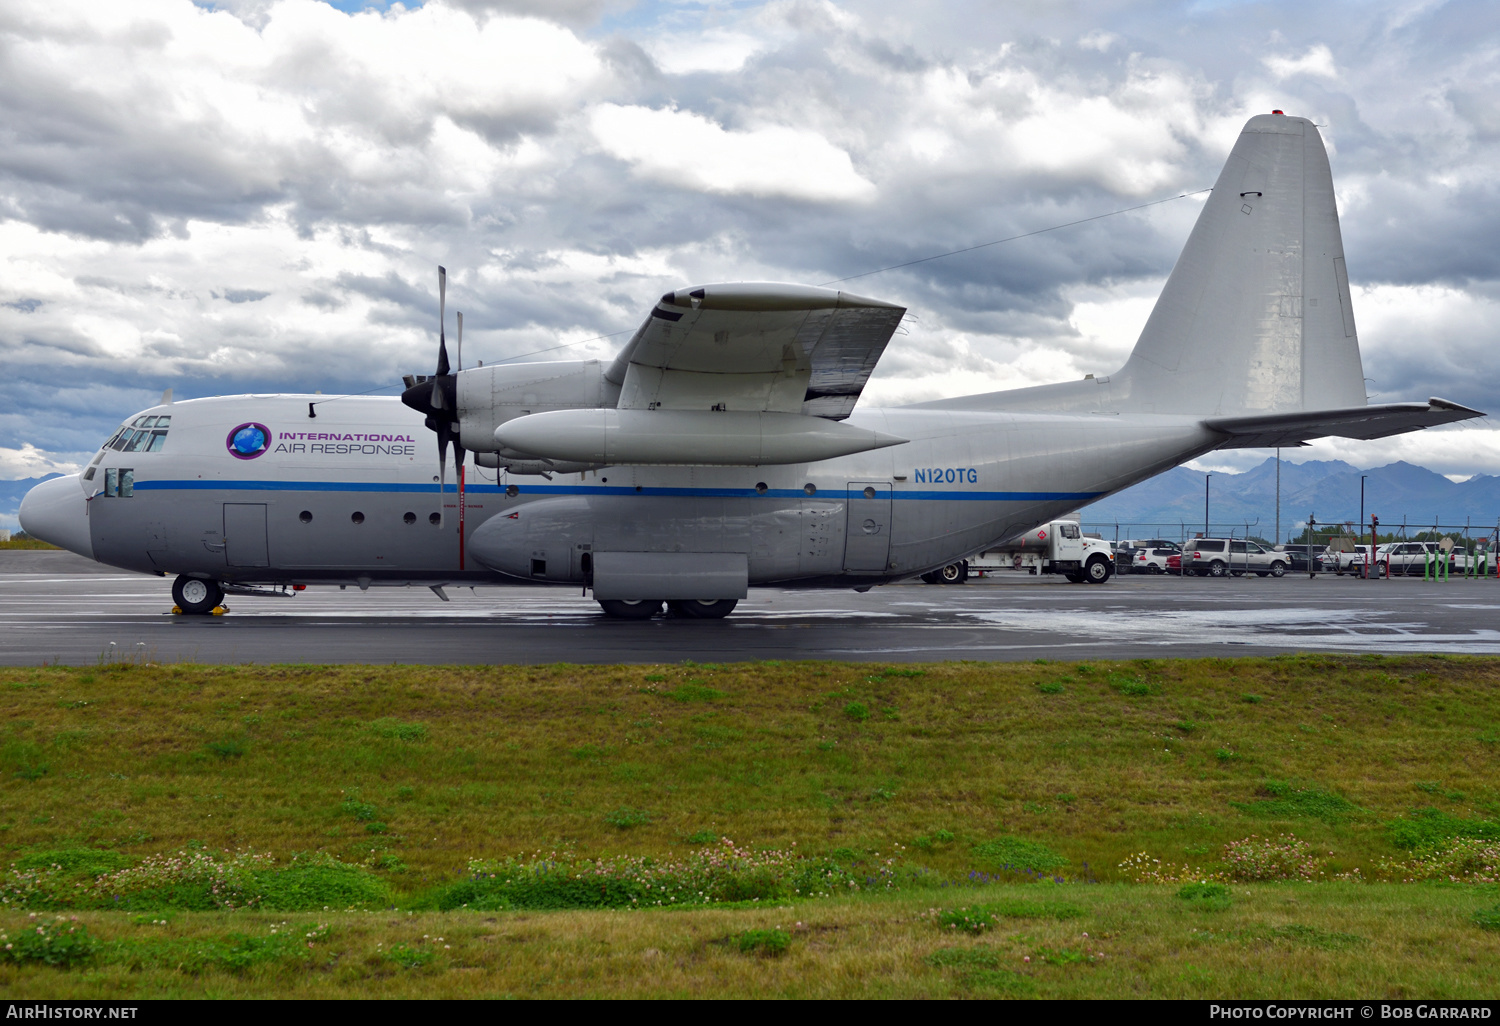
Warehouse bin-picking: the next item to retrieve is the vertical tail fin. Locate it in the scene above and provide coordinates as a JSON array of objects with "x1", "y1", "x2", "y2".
[{"x1": 1116, "y1": 112, "x2": 1366, "y2": 415}]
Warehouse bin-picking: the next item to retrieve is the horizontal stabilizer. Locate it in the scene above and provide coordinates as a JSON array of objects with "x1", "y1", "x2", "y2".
[
  {"x1": 1204, "y1": 398, "x2": 1483, "y2": 449},
  {"x1": 494, "y1": 408, "x2": 907, "y2": 466}
]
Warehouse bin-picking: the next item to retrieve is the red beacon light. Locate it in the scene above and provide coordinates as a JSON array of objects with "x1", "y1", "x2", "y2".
[{"x1": 1272, "y1": 109, "x2": 1285, "y2": 115}]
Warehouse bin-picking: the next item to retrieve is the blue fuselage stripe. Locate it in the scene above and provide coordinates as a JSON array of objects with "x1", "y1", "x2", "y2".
[{"x1": 132, "y1": 480, "x2": 1102, "y2": 502}]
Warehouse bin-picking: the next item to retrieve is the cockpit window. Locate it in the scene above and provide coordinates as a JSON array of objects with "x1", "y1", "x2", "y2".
[{"x1": 105, "y1": 415, "x2": 170, "y2": 453}]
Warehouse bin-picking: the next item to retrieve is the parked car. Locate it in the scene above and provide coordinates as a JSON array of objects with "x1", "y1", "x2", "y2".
[
  {"x1": 1274, "y1": 544, "x2": 1327, "y2": 573},
  {"x1": 1182, "y1": 539, "x2": 1289, "y2": 578},
  {"x1": 1116, "y1": 538, "x2": 1181, "y2": 574},
  {"x1": 1166, "y1": 553, "x2": 1183, "y2": 575},
  {"x1": 1132, "y1": 546, "x2": 1180, "y2": 575},
  {"x1": 1374, "y1": 541, "x2": 1480, "y2": 576}
]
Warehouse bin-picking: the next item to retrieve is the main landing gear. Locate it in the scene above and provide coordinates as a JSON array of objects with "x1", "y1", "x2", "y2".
[
  {"x1": 597, "y1": 599, "x2": 738, "y2": 620},
  {"x1": 172, "y1": 575, "x2": 225, "y2": 616}
]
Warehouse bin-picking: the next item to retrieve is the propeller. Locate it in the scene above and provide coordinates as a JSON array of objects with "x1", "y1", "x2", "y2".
[{"x1": 401, "y1": 266, "x2": 467, "y2": 526}]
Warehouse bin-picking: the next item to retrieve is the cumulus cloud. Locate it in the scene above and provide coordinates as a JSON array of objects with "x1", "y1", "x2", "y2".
[
  {"x1": 1263, "y1": 44, "x2": 1339, "y2": 81},
  {"x1": 1, "y1": 0, "x2": 1498, "y2": 487},
  {"x1": 0, "y1": 444, "x2": 83, "y2": 479},
  {"x1": 588, "y1": 103, "x2": 876, "y2": 201}
]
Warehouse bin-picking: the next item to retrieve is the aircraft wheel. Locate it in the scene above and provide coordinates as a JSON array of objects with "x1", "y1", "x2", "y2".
[
  {"x1": 173, "y1": 576, "x2": 224, "y2": 616},
  {"x1": 939, "y1": 561, "x2": 969, "y2": 584},
  {"x1": 668, "y1": 599, "x2": 738, "y2": 619},
  {"x1": 1269, "y1": 561, "x2": 1287, "y2": 578},
  {"x1": 1084, "y1": 557, "x2": 1111, "y2": 583},
  {"x1": 598, "y1": 599, "x2": 663, "y2": 620},
  {"x1": 920, "y1": 571, "x2": 943, "y2": 585},
  {"x1": 1207, "y1": 561, "x2": 1228, "y2": 578}
]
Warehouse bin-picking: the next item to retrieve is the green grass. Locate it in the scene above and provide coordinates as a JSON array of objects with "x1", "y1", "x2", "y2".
[
  {"x1": 3, "y1": 884, "x2": 1498, "y2": 997},
  {"x1": 1, "y1": 655, "x2": 1499, "y2": 996}
]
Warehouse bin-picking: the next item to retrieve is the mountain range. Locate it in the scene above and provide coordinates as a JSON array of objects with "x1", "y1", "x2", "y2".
[
  {"x1": 0, "y1": 475, "x2": 58, "y2": 530},
  {"x1": 1079, "y1": 459, "x2": 1500, "y2": 541}
]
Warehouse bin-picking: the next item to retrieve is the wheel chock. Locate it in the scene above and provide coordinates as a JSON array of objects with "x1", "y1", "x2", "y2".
[
  {"x1": 171, "y1": 606, "x2": 183, "y2": 615},
  {"x1": 212, "y1": 606, "x2": 229, "y2": 616}
]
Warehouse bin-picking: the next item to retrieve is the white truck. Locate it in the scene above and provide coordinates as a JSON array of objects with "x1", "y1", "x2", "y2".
[{"x1": 920, "y1": 520, "x2": 1114, "y2": 584}]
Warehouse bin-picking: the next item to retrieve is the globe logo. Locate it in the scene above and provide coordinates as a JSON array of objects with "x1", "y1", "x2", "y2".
[{"x1": 225, "y1": 422, "x2": 271, "y2": 460}]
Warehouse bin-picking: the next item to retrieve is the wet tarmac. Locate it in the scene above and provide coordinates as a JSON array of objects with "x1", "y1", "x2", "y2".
[{"x1": 4, "y1": 550, "x2": 1500, "y2": 665}]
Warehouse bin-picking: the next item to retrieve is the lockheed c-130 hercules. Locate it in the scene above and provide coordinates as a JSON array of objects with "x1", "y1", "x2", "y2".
[{"x1": 19, "y1": 112, "x2": 1484, "y2": 619}]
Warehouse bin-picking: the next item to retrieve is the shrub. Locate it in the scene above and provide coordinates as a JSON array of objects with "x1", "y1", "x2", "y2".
[
  {"x1": 369, "y1": 719, "x2": 427, "y2": 742},
  {"x1": 1123, "y1": 835, "x2": 1325, "y2": 884},
  {"x1": 341, "y1": 798, "x2": 378, "y2": 822},
  {"x1": 603, "y1": 807, "x2": 652, "y2": 829},
  {"x1": 735, "y1": 928, "x2": 789, "y2": 956},
  {"x1": 1109, "y1": 673, "x2": 1152, "y2": 697},
  {"x1": 430, "y1": 839, "x2": 898, "y2": 911},
  {"x1": 1221, "y1": 834, "x2": 1325, "y2": 882},
  {"x1": 1, "y1": 848, "x2": 389, "y2": 912},
  {"x1": 384, "y1": 942, "x2": 437, "y2": 968},
  {"x1": 204, "y1": 738, "x2": 246, "y2": 759},
  {"x1": 14, "y1": 848, "x2": 132, "y2": 876},
  {"x1": 1381, "y1": 838, "x2": 1500, "y2": 884},
  {"x1": 1036, "y1": 681, "x2": 1065, "y2": 694},
  {"x1": 1386, "y1": 808, "x2": 1500, "y2": 850},
  {"x1": 935, "y1": 905, "x2": 1002, "y2": 934},
  {"x1": 972, "y1": 837, "x2": 1069, "y2": 872},
  {"x1": 844, "y1": 701, "x2": 869, "y2": 721},
  {"x1": 930, "y1": 901, "x2": 1081, "y2": 933},
  {"x1": 1177, "y1": 882, "x2": 1229, "y2": 901},
  {"x1": 1177, "y1": 882, "x2": 1231, "y2": 910},
  {"x1": 1233, "y1": 780, "x2": 1357, "y2": 821},
  {"x1": 0, "y1": 917, "x2": 96, "y2": 966},
  {"x1": 660, "y1": 683, "x2": 725, "y2": 703}
]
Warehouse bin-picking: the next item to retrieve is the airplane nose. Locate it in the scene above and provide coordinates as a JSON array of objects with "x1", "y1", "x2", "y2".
[{"x1": 18, "y1": 474, "x2": 94, "y2": 560}]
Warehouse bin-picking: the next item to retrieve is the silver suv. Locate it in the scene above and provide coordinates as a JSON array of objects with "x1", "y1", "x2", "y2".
[{"x1": 1184, "y1": 539, "x2": 1289, "y2": 578}]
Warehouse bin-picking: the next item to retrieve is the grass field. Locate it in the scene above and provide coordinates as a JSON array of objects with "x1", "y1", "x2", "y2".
[
  {"x1": 2, "y1": 655, "x2": 1498, "y2": 997},
  {"x1": 0, "y1": 537, "x2": 57, "y2": 550}
]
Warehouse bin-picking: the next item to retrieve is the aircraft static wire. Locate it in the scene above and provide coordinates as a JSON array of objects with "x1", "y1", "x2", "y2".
[{"x1": 819, "y1": 188, "x2": 1211, "y2": 286}]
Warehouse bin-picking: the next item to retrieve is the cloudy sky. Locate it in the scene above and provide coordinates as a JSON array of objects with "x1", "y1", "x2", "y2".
[{"x1": 4, "y1": 0, "x2": 1500, "y2": 502}]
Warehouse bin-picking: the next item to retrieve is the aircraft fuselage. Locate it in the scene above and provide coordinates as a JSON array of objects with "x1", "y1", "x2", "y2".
[{"x1": 64, "y1": 394, "x2": 1219, "y2": 589}]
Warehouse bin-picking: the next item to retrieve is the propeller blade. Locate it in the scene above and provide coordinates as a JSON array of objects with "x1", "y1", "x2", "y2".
[
  {"x1": 456, "y1": 311, "x2": 463, "y2": 373},
  {"x1": 436, "y1": 421, "x2": 450, "y2": 526},
  {"x1": 435, "y1": 266, "x2": 450, "y2": 380}
]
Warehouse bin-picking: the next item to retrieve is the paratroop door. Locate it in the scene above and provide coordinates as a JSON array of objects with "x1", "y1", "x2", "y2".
[
  {"x1": 223, "y1": 503, "x2": 269, "y2": 567},
  {"x1": 843, "y1": 482, "x2": 892, "y2": 572}
]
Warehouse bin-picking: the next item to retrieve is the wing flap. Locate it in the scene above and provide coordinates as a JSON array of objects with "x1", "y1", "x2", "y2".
[{"x1": 1205, "y1": 398, "x2": 1484, "y2": 449}]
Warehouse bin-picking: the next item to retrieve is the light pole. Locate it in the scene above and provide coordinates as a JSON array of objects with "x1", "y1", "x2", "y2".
[
  {"x1": 1360, "y1": 475, "x2": 1368, "y2": 579},
  {"x1": 1275, "y1": 448, "x2": 1281, "y2": 544},
  {"x1": 1204, "y1": 473, "x2": 1213, "y2": 538}
]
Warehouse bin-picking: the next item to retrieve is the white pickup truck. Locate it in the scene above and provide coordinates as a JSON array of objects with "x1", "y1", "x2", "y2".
[{"x1": 920, "y1": 520, "x2": 1114, "y2": 584}]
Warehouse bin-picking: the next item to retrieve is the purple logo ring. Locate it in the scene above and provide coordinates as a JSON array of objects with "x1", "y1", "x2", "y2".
[{"x1": 226, "y1": 422, "x2": 271, "y2": 460}]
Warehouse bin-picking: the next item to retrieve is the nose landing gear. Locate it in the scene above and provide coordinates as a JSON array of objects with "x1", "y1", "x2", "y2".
[{"x1": 172, "y1": 575, "x2": 225, "y2": 616}]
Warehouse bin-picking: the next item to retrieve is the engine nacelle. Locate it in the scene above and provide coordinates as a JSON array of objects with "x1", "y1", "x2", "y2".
[{"x1": 456, "y1": 360, "x2": 620, "y2": 453}]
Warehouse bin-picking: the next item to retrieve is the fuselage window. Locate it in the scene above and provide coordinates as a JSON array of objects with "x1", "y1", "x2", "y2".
[{"x1": 101, "y1": 467, "x2": 134, "y2": 497}]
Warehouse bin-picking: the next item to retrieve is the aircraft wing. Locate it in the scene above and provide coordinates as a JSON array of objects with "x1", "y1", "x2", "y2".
[
  {"x1": 606, "y1": 283, "x2": 906, "y2": 420},
  {"x1": 1204, "y1": 398, "x2": 1484, "y2": 449}
]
